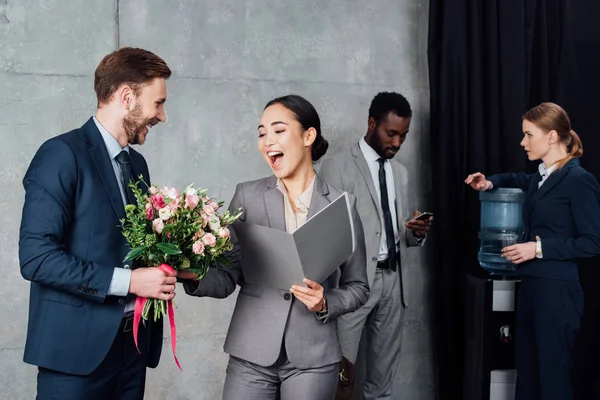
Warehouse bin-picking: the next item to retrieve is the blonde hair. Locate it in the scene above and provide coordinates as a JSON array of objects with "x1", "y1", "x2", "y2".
[{"x1": 523, "y1": 102, "x2": 583, "y2": 171}]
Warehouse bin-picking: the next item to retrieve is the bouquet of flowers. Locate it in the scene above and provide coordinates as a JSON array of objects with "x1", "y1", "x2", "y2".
[{"x1": 120, "y1": 177, "x2": 242, "y2": 368}]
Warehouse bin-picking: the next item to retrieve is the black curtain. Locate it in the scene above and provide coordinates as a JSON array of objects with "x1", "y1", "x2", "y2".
[
  {"x1": 567, "y1": 2, "x2": 600, "y2": 398},
  {"x1": 426, "y1": 0, "x2": 594, "y2": 399}
]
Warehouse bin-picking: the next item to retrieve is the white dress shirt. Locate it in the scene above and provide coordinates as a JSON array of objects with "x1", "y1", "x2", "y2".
[
  {"x1": 538, "y1": 162, "x2": 558, "y2": 188},
  {"x1": 358, "y1": 137, "x2": 400, "y2": 261}
]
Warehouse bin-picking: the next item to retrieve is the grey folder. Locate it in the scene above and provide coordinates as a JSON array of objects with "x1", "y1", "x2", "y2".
[{"x1": 235, "y1": 192, "x2": 355, "y2": 290}]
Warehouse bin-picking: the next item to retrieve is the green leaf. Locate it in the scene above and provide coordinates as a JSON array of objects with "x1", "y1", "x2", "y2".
[
  {"x1": 162, "y1": 223, "x2": 175, "y2": 233},
  {"x1": 216, "y1": 254, "x2": 233, "y2": 266},
  {"x1": 124, "y1": 246, "x2": 147, "y2": 261},
  {"x1": 156, "y1": 242, "x2": 182, "y2": 255}
]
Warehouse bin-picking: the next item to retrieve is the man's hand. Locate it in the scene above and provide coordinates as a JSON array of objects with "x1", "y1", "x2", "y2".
[
  {"x1": 502, "y1": 242, "x2": 536, "y2": 264},
  {"x1": 129, "y1": 267, "x2": 178, "y2": 300},
  {"x1": 405, "y1": 210, "x2": 433, "y2": 238},
  {"x1": 290, "y1": 278, "x2": 326, "y2": 312}
]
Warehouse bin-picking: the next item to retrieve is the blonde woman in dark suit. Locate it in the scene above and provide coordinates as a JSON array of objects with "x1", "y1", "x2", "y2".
[{"x1": 466, "y1": 102, "x2": 600, "y2": 400}]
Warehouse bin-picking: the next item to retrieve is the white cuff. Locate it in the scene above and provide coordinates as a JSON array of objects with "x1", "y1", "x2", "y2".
[{"x1": 107, "y1": 267, "x2": 132, "y2": 296}]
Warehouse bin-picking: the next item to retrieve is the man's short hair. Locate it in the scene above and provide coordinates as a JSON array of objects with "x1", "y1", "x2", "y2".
[
  {"x1": 94, "y1": 47, "x2": 171, "y2": 106},
  {"x1": 368, "y1": 91, "x2": 412, "y2": 124}
]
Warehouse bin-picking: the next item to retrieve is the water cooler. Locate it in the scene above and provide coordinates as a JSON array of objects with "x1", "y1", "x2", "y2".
[{"x1": 464, "y1": 189, "x2": 525, "y2": 400}]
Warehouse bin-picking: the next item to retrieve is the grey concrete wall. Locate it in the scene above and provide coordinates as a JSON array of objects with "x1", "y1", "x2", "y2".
[{"x1": 0, "y1": 1, "x2": 434, "y2": 399}]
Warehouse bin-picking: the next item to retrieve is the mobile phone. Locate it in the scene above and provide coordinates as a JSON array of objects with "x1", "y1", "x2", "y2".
[{"x1": 411, "y1": 212, "x2": 434, "y2": 221}]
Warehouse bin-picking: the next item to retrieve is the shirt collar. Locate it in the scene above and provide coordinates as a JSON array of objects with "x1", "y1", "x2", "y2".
[
  {"x1": 538, "y1": 162, "x2": 558, "y2": 177},
  {"x1": 276, "y1": 175, "x2": 316, "y2": 211},
  {"x1": 93, "y1": 116, "x2": 129, "y2": 160},
  {"x1": 359, "y1": 136, "x2": 383, "y2": 164}
]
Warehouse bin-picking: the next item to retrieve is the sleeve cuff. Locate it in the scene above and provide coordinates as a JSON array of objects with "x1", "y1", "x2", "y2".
[
  {"x1": 315, "y1": 310, "x2": 329, "y2": 322},
  {"x1": 107, "y1": 267, "x2": 132, "y2": 297},
  {"x1": 414, "y1": 234, "x2": 426, "y2": 244}
]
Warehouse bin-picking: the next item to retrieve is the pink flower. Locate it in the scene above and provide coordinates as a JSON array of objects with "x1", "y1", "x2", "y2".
[
  {"x1": 208, "y1": 200, "x2": 220, "y2": 211},
  {"x1": 192, "y1": 229, "x2": 205, "y2": 241},
  {"x1": 185, "y1": 194, "x2": 200, "y2": 210},
  {"x1": 148, "y1": 186, "x2": 159, "y2": 195},
  {"x1": 218, "y1": 227, "x2": 230, "y2": 238},
  {"x1": 168, "y1": 196, "x2": 182, "y2": 212},
  {"x1": 152, "y1": 218, "x2": 164, "y2": 234},
  {"x1": 202, "y1": 233, "x2": 217, "y2": 247},
  {"x1": 200, "y1": 212, "x2": 209, "y2": 228},
  {"x1": 162, "y1": 187, "x2": 179, "y2": 200},
  {"x1": 145, "y1": 203, "x2": 154, "y2": 220},
  {"x1": 151, "y1": 194, "x2": 166, "y2": 210},
  {"x1": 203, "y1": 204, "x2": 215, "y2": 216},
  {"x1": 192, "y1": 240, "x2": 205, "y2": 255}
]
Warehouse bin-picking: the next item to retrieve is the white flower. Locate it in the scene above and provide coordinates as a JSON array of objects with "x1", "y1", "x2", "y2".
[
  {"x1": 184, "y1": 186, "x2": 197, "y2": 196},
  {"x1": 208, "y1": 216, "x2": 221, "y2": 231},
  {"x1": 159, "y1": 207, "x2": 172, "y2": 221}
]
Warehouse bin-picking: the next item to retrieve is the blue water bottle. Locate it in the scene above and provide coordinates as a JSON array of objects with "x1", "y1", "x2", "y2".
[{"x1": 477, "y1": 188, "x2": 525, "y2": 275}]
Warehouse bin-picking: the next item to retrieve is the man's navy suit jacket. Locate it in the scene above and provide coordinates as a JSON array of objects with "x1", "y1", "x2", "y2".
[{"x1": 19, "y1": 118, "x2": 162, "y2": 375}]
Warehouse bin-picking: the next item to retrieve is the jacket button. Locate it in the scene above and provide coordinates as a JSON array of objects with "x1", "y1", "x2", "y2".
[
  {"x1": 123, "y1": 264, "x2": 131, "y2": 270},
  {"x1": 118, "y1": 299, "x2": 125, "y2": 305},
  {"x1": 284, "y1": 293, "x2": 291, "y2": 301},
  {"x1": 372, "y1": 257, "x2": 377, "y2": 262},
  {"x1": 91, "y1": 289, "x2": 98, "y2": 294},
  {"x1": 376, "y1": 231, "x2": 381, "y2": 236},
  {"x1": 79, "y1": 285, "x2": 85, "y2": 292}
]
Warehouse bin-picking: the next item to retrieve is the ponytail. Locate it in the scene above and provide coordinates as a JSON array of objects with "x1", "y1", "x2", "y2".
[
  {"x1": 555, "y1": 129, "x2": 584, "y2": 170},
  {"x1": 568, "y1": 129, "x2": 583, "y2": 158}
]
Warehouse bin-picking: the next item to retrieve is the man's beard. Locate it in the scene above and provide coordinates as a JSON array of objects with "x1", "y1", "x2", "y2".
[
  {"x1": 123, "y1": 103, "x2": 158, "y2": 145},
  {"x1": 373, "y1": 123, "x2": 399, "y2": 159}
]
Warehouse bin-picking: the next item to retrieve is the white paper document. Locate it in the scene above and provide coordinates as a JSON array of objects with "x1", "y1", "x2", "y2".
[{"x1": 234, "y1": 192, "x2": 355, "y2": 290}]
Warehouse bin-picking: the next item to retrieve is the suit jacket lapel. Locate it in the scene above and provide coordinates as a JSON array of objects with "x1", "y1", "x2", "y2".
[
  {"x1": 530, "y1": 162, "x2": 574, "y2": 206},
  {"x1": 351, "y1": 143, "x2": 380, "y2": 217},
  {"x1": 308, "y1": 175, "x2": 331, "y2": 219},
  {"x1": 264, "y1": 176, "x2": 286, "y2": 231},
  {"x1": 523, "y1": 173, "x2": 542, "y2": 220},
  {"x1": 83, "y1": 118, "x2": 126, "y2": 221}
]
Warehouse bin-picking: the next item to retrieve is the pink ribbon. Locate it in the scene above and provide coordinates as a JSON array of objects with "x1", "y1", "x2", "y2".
[{"x1": 133, "y1": 263, "x2": 181, "y2": 370}]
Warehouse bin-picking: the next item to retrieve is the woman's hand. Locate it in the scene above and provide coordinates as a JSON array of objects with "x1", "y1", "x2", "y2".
[
  {"x1": 177, "y1": 270, "x2": 199, "y2": 280},
  {"x1": 290, "y1": 278, "x2": 326, "y2": 312},
  {"x1": 465, "y1": 172, "x2": 493, "y2": 191},
  {"x1": 502, "y1": 242, "x2": 536, "y2": 264}
]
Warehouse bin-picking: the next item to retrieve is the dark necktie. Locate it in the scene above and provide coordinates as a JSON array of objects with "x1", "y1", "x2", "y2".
[
  {"x1": 115, "y1": 150, "x2": 136, "y2": 205},
  {"x1": 377, "y1": 158, "x2": 398, "y2": 272}
]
